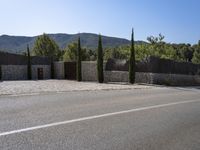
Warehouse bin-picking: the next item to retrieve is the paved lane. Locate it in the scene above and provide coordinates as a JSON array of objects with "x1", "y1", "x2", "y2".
[{"x1": 0, "y1": 87, "x2": 200, "y2": 149}]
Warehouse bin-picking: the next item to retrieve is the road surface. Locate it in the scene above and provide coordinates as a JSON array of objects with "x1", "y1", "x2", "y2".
[{"x1": 0, "y1": 86, "x2": 200, "y2": 150}]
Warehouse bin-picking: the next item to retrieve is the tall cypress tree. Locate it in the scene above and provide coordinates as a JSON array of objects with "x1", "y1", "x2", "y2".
[
  {"x1": 51, "y1": 57, "x2": 54, "y2": 79},
  {"x1": 27, "y1": 45, "x2": 32, "y2": 80},
  {"x1": 129, "y1": 29, "x2": 136, "y2": 84},
  {"x1": 77, "y1": 36, "x2": 82, "y2": 81},
  {"x1": 0, "y1": 65, "x2": 2, "y2": 80},
  {"x1": 97, "y1": 34, "x2": 104, "y2": 83}
]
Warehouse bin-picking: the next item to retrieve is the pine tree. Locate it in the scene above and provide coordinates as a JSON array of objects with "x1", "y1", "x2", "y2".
[
  {"x1": 27, "y1": 45, "x2": 32, "y2": 80},
  {"x1": 77, "y1": 36, "x2": 82, "y2": 81},
  {"x1": 129, "y1": 29, "x2": 136, "y2": 84},
  {"x1": 97, "y1": 34, "x2": 104, "y2": 83},
  {"x1": 32, "y1": 33, "x2": 60, "y2": 60}
]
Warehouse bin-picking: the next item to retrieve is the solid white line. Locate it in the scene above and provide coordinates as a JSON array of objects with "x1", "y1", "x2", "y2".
[
  {"x1": 0, "y1": 99, "x2": 199, "y2": 137},
  {"x1": 10, "y1": 93, "x2": 40, "y2": 97}
]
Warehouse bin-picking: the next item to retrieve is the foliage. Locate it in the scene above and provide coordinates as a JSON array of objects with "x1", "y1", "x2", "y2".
[
  {"x1": 88, "y1": 49, "x2": 96, "y2": 60},
  {"x1": 103, "y1": 34, "x2": 200, "y2": 64},
  {"x1": 147, "y1": 33, "x2": 165, "y2": 44},
  {"x1": 77, "y1": 36, "x2": 82, "y2": 81},
  {"x1": 63, "y1": 42, "x2": 90, "y2": 61},
  {"x1": 97, "y1": 35, "x2": 104, "y2": 83},
  {"x1": 63, "y1": 43, "x2": 77, "y2": 61},
  {"x1": 32, "y1": 33, "x2": 60, "y2": 60},
  {"x1": 129, "y1": 29, "x2": 136, "y2": 84},
  {"x1": 27, "y1": 45, "x2": 32, "y2": 80},
  {"x1": 192, "y1": 41, "x2": 200, "y2": 64},
  {"x1": 104, "y1": 46, "x2": 129, "y2": 60}
]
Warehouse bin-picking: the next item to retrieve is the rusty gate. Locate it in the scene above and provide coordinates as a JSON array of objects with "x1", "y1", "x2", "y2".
[{"x1": 64, "y1": 62, "x2": 76, "y2": 80}]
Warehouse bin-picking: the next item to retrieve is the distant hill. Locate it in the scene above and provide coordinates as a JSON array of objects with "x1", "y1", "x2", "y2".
[{"x1": 0, "y1": 33, "x2": 146, "y2": 54}]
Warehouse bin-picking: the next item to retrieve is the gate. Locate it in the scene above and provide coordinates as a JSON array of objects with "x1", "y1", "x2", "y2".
[
  {"x1": 37, "y1": 68, "x2": 44, "y2": 80},
  {"x1": 64, "y1": 62, "x2": 76, "y2": 80}
]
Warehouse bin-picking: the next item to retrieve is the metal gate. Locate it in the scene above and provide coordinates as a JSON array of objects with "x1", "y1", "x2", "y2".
[{"x1": 64, "y1": 62, "x2": 76, "y2": 80}]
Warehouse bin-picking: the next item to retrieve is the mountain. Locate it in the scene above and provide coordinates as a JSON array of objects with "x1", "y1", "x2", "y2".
[{"x1": 0, "y1": 33, "x2": 146, "y2": 54}]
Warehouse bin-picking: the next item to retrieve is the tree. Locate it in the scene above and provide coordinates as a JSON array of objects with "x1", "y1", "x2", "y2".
[
  {"x1": 129, "y1": 29, "x2": 135, "y2": 84},
  {"x1": 192, "y1": 42, "x2": 200, "y2": 64},
  {"x1": 27, "y1": 45, "x2": 32, "y2": 80},
  {"x1": 184, "y1": 45, "x2": 193, "y2": 62},
  {"x1": 0, "y1": 65, "x2": 2, "y2": 80},
  {"x1": 97, "y1": 34, "x2": 104, "y2": 83},
  {"x1": 63, "y1": 42, "x2": 90, "y2": 61},
  {"x1": 88, "y1": 49, "x2": 96, "y2": 61},
  {"x1": 147, "y1": 33, "x2": 165, "y2": 44},
  {"x1": 32, "y1": 33, "x2": 60, "y2": 60},
  {"x1": 63, "y1": 43, "x2": 77, "y2": 61},
  {"x1": 147, "y1": 33, "x2": 166, "y2": 57},
  {"x1": 192, "y1": 49, "x2": 200, "y2": 64},
  {"x1": 51, "y1": 57, "x2": 54, "y2": 79},
  {"x1": 77, "y1": 36, "x2": 82, "y2": 81}
]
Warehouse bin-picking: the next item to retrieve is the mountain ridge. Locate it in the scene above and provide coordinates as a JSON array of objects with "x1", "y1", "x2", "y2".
[{"x1": 0, "y1": 33, "x2": 146, "y2": 54}]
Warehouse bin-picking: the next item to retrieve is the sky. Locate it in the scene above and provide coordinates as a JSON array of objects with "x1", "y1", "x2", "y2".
[{"x1": 0, "y1": 0, "x2": 200, "y2": 44}]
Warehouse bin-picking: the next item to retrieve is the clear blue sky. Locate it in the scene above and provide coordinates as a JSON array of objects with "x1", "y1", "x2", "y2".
[{"x1": 0, "y1": 0, "x2": 199, "y2": 44}]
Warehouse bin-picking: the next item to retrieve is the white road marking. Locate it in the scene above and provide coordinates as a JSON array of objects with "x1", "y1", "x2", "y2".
[
  {"x1": 0, "y1": 99, "x2": 199, "y2": 137},
  {"x1": 10, "y1": 93, "x2": 40, "y2": 97}
]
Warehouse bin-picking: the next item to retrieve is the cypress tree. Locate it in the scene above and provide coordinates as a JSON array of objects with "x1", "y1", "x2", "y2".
[
  {"x1": 27, "y1": 45, "x2": 32, "y2": 80},
  {"x1": 77, "y1": 36, "x2": 82, "y2": 81},
  {"x1": 0, "y1": 65, "x2": 2, "y2": 80},
  {"x1": 51, "y1": 57, "x2": 54, "y2": 79},
  {"x1": 129, "y1": 29, "x2": 136, "y2": 84},
  {"x1": 97, "y1": 34, "x2": 104, "y2": 83}
]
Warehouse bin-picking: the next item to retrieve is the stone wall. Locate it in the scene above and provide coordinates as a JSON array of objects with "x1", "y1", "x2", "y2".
[
  {"x1": 1, "y1": 61, "x2": 200, "y2": 85},
  {"x1": 32, "y1": 65, "x2": 51, "y2": 80},
  {"x1": 151, "y1": 73, "x2": 200, "y2": 86},
  {"x1": 82, "y1": 61, "x2": 97, "y2": 81},
  {"x1": 81, "y1": 61, "x2": 200, "y2": 86},
  {"x1": 1, "y1": 65, "x2": 51, "y2": 80},
  {"x1": 104, "y1": 71, "x2": 129, "y2": 82},
  {"x1": 54, "y1": 62, "x2": 65, "y2": 79},
  {"x1": 1, "y1": 65, "x2": 27, "y2": 80},
  {"x1": 105, "y1": 57, "x2": 200, "y2": 75},
  {"x1": 104, "y1": 72, "x2": 156, "y2": 83},
  {"x1": 82, "y1": 61, "x2": 146, "y2": 83}
]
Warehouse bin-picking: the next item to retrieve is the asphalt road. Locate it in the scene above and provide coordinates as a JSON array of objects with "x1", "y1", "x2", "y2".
[{"x1": 0, "y1": 86, "x2": 200, "y2": 150}]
